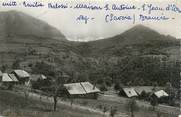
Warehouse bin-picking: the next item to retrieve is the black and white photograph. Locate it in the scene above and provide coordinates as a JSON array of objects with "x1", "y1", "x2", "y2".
[{"x1": 0, "y1": 0, "x2": 180, "y2": 117}]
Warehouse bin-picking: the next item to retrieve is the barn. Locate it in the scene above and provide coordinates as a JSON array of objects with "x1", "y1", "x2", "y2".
[{"x1": 64, "y1": 82, "x2": 100, "y2": 99}]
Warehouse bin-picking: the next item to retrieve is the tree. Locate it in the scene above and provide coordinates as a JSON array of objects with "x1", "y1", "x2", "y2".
[
  {"x1": 50, "y1": 71, "x2": 65, "y2": 111},
  {"x1": 114, "y1": 82, "x2": 121, "y2": 91},
  {"x1": 126, "y1": 98, "x2": 138, "y2": 117},
  {"x1": 12, "y1": 59, "x2": 20, "y2": 69},
  {"x1": 109, "y1": 107, "x2": 117, "y2": 117},
  {"x1": 150, "y1": 96, "x2": 158, "y2": 111},
  {"x1": 156, "y1": 111, "x2": 161, "y2": 117},
  {"x1": 1, "y1": 64, "x2": 8, "y2": 72},
  {"x1": 102, "y1": 106, "x2": 108, "y2": 117},
  {"x1": 139, "y1": 90, "x2": 147, "y2": 100}
]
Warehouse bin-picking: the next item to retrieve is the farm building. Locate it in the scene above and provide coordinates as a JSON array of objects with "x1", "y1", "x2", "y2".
[
  {"x1": 119, "y1": 88, "x2": 138, "y2": 98},
  {"x1": 12, "y1": 70, "x2": 30, "y2": 85},
  {"x1": 1, "y1": 73, "x2": 18, "y2": 89},
  {"x1": 151, "y1": 90, "x2": 169, "y2": 103},
  {"x1": 64, "y1": 82, "x2": 100, "y2": 99},
  {"x1": 2, "y1": 73, "x2": 18, "y2": 82},
  {"x1": 153, "y1": 90, "x2": 169, "y2": 98}
]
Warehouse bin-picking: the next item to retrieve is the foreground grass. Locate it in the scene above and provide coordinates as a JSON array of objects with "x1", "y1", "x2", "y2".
[
  {"x1": 71, "y1": 98, "x2": 178, "y2": 117},
  {"x1": 0, "y1": 90, "x2": 101, "y2": 117}
]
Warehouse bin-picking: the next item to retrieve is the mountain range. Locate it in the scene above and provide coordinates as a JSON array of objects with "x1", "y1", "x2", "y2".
[{"x1": 0, "y1": 11, "x2": 180, "y2": 87}]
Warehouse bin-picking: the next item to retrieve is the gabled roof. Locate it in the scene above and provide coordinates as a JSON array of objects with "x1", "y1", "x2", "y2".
[
  {"x1": 64, "y1": 82, "x2": 100, "y2": 95},
  {"x1": 154, "y1": 90, "x2": 169, "y2": 98},
  {"x1": 9, "y1": 74, "x2": 18, "y2": 82},
  {"x1": 64, "y1": 83, "x2": 87, "y2": 95},
  {"x1": 13, "y1": 70, "x2": 30, "y2": 78},
  {"x1": 81, "y1": 82, "x2": 100, "y2": 93},
  {"x1": 123, "y1": 88, "x2": 138, "y2": 98},
  {"x1": 2, "y1": 73, "x2": 13, "y2": 82}
]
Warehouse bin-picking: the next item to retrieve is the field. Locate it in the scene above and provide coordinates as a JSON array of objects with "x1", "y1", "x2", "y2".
[
  {"x1": 0, "y1": 89, "x2": 101, "y2": 117},
  {"x1": 0, "y1": 88, "x2": 179, "y2": 117}
]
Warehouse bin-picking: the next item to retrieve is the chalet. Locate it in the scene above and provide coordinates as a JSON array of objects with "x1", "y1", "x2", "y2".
[
  {"x1": 12, "y1": 70, "x2": 30, "y2": 85},
  {"x1": 119, "y1": 88, "x2": 138, "y2": 98},
  {"x1": 64, "y1": 82, "x2": 100, "y2": 99}
]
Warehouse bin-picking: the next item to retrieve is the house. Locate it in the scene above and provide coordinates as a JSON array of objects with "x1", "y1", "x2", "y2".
[
  {"x1": 2, "y1": 73, "x2": 13, "y2": 82},
  {"x1": 151, "y1": 90, "x2": 169, "y2": 103},
  {"x1": 1, "y1": 73, "x2": 18, "y2": 89},
  {"x1": 64, "y1": 82, "x2": 100, "y2": 99},
  {"x1": 12, "y1": 70, "x2": 30, "y2": 85},
  {"x1": 119, "y1": 88, "x2": 138, "y2": 98}
]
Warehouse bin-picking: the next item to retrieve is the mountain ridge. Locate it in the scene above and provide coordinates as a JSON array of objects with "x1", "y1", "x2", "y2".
[{"x1": 0, "y1": 10, "x2": 66, "y2": 40}]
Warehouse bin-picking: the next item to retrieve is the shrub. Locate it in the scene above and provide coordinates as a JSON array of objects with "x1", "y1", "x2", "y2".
[{"x1": 100, "y1": 84, "x2": 108, "y2": 91}]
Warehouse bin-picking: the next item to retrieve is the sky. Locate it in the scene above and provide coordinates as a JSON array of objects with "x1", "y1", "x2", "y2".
[{"x1": 1, "y1": 0, "x2": 181, "y2": 41}]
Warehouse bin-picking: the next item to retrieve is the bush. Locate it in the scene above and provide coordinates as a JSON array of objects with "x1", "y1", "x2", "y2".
[
  {"x1": 114, "y1": 83, "x2": 121, "y2": 91},
  {"x1": 100, "y1": 84, "x2": 108, "y2": 91}
]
